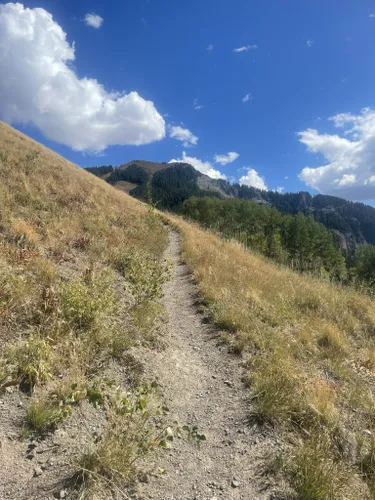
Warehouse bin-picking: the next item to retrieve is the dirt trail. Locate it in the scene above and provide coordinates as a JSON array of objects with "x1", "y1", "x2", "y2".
[{"x1": 137, "y1": 230, "x2": 277, "y2": 500}]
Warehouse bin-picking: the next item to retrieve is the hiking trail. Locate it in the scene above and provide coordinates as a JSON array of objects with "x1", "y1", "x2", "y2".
[{"x1": 137, "y1": 229, "x2": 277, "y2": 500}]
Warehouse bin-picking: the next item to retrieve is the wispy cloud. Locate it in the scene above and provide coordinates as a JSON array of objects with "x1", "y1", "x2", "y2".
[
  {"x1": 234, "y1": 45, "x2": 258, "y2": 53},
  {"x1": 306, "y1": 39, "x2": 315, "y2": 48},
  {"x1": 193, "y1": 98, "x2": 204, "y2": 111},
  {"x1": 214, "y1": 152, "x2": 239, "y2": 165},
  {"x1": 84, "y1": 13, "x2": 103, "y2": 29},
  {"x1": 169, "y1": 125, "x2": 198, "y2": 147},
  {"x1": 242, "y1": 93, "x2": 252, "y2": 103},
  {"x1": 207, "y1": 44, "x2": 214, "y2": 53},
  {"x1": 369, "y1": 13, "x2": 375, "y2": 18}
]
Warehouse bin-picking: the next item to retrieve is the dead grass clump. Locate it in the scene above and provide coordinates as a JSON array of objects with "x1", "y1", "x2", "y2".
[
  {"x1": 24, "y1": 398, "x2": 67, "y2": 435},
  {"x1": 286, "y1": 436, "x2": 353, "y2": 500}
]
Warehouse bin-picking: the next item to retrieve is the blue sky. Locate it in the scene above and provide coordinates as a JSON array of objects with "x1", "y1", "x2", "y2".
[{"x1": 1, "y1": 1, "x2": 375, "y2": 201}]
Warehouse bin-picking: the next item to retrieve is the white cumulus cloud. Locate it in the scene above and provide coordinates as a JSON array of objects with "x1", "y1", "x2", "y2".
[
  {"x1": 275, "y1": 186, "x2": 284, "y2": 193},
  {"x1": 298, "y1": 108, "x2": 375, "y2": 200},
  {"x1": 169, "y1": 152, "x2": 226, "y2": 180},
  {"x1": 169, "y1": 126, "x2": 198, "y2": 147},
  {"x1": 207, "y1": 44, "x2": 214, "y2": 52},
  {"x1": 239, "y1": 168, "x2": 267, "y2": 190},
  {"x1": 234, "y1": 45, "x2": 258, "y2": 52},
  {"x1": 214, "y1": 152, "x2": 239, "y2": 165},
  {"x1": 84, "y1": 13, "x2": 103, "y2": 28},
  {"x1": 307, "y1": 39, "x2": 315, "y2": 48},
  {"x1": 0, "y1": 3, "x2": 165, "y2": 152}
]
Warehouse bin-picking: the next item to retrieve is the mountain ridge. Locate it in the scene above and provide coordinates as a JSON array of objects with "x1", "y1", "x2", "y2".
[{"x1": 86, "y1": 159, "x2": 375, "y2": 248}]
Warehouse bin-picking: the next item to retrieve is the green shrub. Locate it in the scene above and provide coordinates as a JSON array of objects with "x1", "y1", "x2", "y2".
[
  {"x1": 112, "y1": 250, "x2": 170, "y2": 304},
  {"x1": 2, "y1": 335, "x2": 53, "y2": 389},
  {"x1": 60, "y1": 271, "x2": 116, "y2": 331}
]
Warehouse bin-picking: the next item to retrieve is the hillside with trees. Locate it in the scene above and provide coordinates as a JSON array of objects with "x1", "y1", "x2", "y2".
[
  {"x1": 86, "y1": 160, "x2": 375, "y2": 287},
  {"x1": 183, "y1": 196, "x2": 347, "y2": 279},
  {"x1": 87, "y1": 160, "x2": 375, "y2": 250}
]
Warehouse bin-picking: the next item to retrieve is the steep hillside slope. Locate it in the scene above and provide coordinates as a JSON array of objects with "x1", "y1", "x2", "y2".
[
  {"x1": 0, "y1": 122, "x2": 170, "y2": 499},
  {"x1": 3, "y1": 121, "x2": 375, "y2": 499},
  {"x1": 170, "y1": 214, "x2": 375, "y2": 499}
]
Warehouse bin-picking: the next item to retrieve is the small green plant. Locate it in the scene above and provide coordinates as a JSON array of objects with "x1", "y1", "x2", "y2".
[
  {"x1": 73, "y1": 382, "x2": 168, "y2": 492},
  {"x1": 3, "y1": 335, "x2": 54, "y2": 390},
  {"x1": 25, "y1": 398, "x2": 68, "y2": 435},
  {"x1": 86, "y1": 379, "x2": 107, "y2": 408},
  {"x1": 0, "y1": 358, "x2": 9, "y2": 392},
  {"x1": 178, "y1": 424, "x2": 207, "y2": 448},
  {"x1": 60, "y1": 271, "x2": 116, "y2": 331},
  {"x1": 109, "y1": 328, "x2": 133, "y2": 358},
  {"x1": 112, "y1": 251, "x2": 171, "y2": 304}
]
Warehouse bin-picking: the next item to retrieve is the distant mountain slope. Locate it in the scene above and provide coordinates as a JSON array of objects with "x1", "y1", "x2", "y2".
[
  {"x1": 117, "y1": 159, "x2": 171, "y2": 175},
  {"x1": 86, "y1": 160, "x2": 375, "y2": 248}
]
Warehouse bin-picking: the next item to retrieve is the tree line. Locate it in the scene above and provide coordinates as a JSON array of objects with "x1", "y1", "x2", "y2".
[{"x1": 182, "y1": 196, "x2": 375, "y2": 283}]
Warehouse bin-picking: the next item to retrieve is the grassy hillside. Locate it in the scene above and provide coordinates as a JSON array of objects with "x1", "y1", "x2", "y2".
[
  {"x1": 4, "y1": 119, "x2": 375, "y2": 498},
  {"x1": 0, "y1": 122, "x2": 170, "y2": 498},
  {"x1": 169, "y1": 215, "x2": 375, "y2": 499}
]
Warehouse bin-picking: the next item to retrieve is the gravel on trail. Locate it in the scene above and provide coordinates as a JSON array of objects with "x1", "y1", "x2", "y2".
[{"x1": 136, "y1": 230, "x2": 280, "y2": 500}]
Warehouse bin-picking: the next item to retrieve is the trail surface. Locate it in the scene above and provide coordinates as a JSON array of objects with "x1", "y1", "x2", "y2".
[{"x1": 137, "y1": 230, "x2": 276, "y2": 500}]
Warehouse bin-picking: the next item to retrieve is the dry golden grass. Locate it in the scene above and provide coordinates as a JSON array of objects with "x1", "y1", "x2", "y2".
[
  {"x1": 0, "y1": 122, "x2": 169, "y2": 493},
  {"x1": 168, "y1": 215, "x2": 375, "y2": 499}
]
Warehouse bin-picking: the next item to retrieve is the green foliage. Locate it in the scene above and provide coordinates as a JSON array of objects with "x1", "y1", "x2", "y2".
[
  {"x1": 354, "y1": 245, "x2": 375, "y2": 287},
  {"x1": 92, "y1": 159, "x2": 375, "y2": 247},
  {"x1": 73, "y1": 382, "x2": 169, "y2": 490},
  {"x1": 212, "y1": 182, "x2": 375, "y2": 246},
  {"x1": 112, "y1": 250, "x2": 171, "y2": 304},
  {"x1": 108, "y1": 163, "x2": 149, "y2": 185},
  {"x1": 2, "y1": 335, "x2": 54, "y2": 390},
  {"x1": 25, "y1": 398, "x2": 69, "y2": 434},
  {"x1": 85, "y1": 165, "x2": 113, "y2": 177},
  {"x1": 60, "y1": 271, "x2": 117, "y2": 331},
  {"x1": 183, "y1": 196, "x2": 347, "y2": 279},
  {"x1": 151, "y1": 163, "x2": 201, "y2": 209}
]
